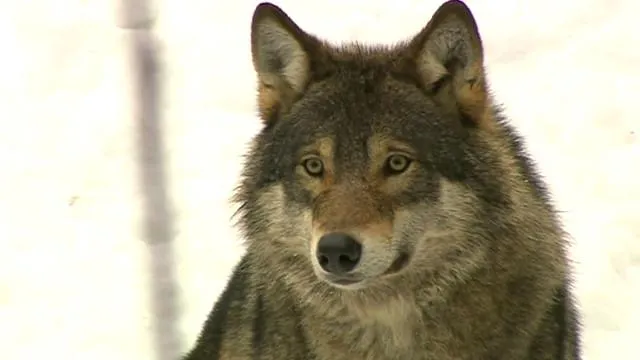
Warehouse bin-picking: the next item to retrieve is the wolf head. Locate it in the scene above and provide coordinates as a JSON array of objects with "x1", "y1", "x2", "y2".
[{"x1": 234, "y1": 1, "x2": 539, "y2": 292}]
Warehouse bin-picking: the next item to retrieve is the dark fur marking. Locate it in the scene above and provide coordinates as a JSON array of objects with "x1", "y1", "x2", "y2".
[
  {"x1": 251, "y1": 294, "x2": 265, "y2": 359},
  {"x1": 553, "y1": 284, "x2": 567, "y2": 360}
]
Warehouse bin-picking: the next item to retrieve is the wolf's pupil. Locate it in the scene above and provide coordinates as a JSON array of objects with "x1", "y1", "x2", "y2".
[
  {"x1": 387, "y1": 155, "x2": 410, "y2": 174},
  {"x1": 304, "y1": 158, "x2": 324, "y2": 176}
]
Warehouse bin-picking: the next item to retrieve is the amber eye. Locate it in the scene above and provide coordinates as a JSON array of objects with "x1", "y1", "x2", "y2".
[
  {"x1": 384, "y1": 154, "x2": 412, "y2": 175},
  {"x1": 303, "y1": 157, "x2": 324, "y2": 177}
]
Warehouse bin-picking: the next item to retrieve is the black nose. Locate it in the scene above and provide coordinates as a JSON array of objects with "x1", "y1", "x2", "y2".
[{"x1": 316, "y1": 232, "x2": 362, "y2": 274}]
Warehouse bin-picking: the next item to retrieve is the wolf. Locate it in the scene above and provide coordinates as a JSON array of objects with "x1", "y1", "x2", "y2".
[{"x1": 183, "y1": 1, "x2": 582, "y2": 359}]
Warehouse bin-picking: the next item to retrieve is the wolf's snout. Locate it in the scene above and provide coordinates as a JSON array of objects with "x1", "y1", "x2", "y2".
[{"x1": 316, "y1": 232, "x2": 362, "y2": 274}]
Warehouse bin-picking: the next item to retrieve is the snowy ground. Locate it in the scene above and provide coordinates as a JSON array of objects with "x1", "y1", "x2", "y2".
[{"x1": 0, "y1": 0, "x2": 638, "y2": 359}]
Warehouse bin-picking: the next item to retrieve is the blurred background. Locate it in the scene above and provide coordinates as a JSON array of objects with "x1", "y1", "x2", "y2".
[{"x1": 0, "y1": 0, "x2": 638, "y2": 359}]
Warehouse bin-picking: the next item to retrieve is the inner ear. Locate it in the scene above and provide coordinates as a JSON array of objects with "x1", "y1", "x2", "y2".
[
  {"x1": 251, "y1": 9, "x2": 310, "y2": 93},
  {"x1": 251, "y1": 3, "x2": 319, "y2": 126},
  {"x1": 409, "y1": 0, "x2": 490, "y2": 127},
  {"x1": 429, "y1": 71, "x2": 453, "y2": 95}
]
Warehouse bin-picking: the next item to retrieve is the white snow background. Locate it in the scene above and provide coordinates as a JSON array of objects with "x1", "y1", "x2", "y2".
[{"x1": 0, "y1": 0, "x2": 638, "y2": 359}]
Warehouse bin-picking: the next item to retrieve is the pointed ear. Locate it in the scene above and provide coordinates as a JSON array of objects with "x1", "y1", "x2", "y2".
[
  {"x1": 251, "y1": 3, "x2": 315, "y2": 125},
  {"x1": 410, "y1": 0, "x2": 490, "y2": 127}
]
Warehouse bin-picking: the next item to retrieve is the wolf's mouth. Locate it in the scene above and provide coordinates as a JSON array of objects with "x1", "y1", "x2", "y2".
[
  {"x1": 331, "y1": 277, "x2": 361, "y2": 286},
  {"x1": 319, "y1": 252, "x2": 411, "y2": 288},
  {"x1": 322, "y1": 274, "x2": 364, "y2": 288},
  {"x1": 382, "y1": 252, "x2": 410, "y2": 276}
]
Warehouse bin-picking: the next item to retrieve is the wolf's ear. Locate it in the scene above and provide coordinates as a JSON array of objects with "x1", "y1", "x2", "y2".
[
  {"x1": 410, "y1": 0, "x2": 490, "y2": 127},
  {"x1": 251, "y1": 3, "x2": 315, "y2": 125}
]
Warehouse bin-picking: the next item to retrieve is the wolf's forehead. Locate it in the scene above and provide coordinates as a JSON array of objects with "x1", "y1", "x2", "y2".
[
  {"x1": 295, "y1": 100, "x2": 430, "y2": 148},
  {"x1": 286, "y1": 71, "x2": 443, "y2": 157}
]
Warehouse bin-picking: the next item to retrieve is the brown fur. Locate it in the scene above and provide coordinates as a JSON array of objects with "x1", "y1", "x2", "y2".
[{"x1": 183, "y1": 1, "x2": 581, "y2": 359}]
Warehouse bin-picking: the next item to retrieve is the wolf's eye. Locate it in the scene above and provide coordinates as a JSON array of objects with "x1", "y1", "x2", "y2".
[
  {"x1": 302, "y1": 157, "x2": 324, "y2": 177},
  {"x1": 384, "y1": 154, "x2": 411, "y2": 175}
]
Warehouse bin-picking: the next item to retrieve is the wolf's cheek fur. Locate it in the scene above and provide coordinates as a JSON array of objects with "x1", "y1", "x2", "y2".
[
  {"x1": 251, "y1": 184, "x2": 313, "y2": 256},
  {"x1": 391, "y1": 179, "x2": 489, "y2": 274}
]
